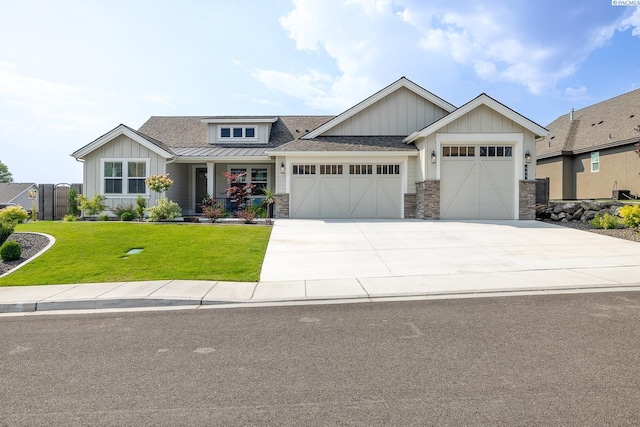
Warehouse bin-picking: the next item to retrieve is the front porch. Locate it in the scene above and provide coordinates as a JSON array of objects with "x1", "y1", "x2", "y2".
[{"x1": 166, "y1": 160, "x2": 276, "y2": 216}]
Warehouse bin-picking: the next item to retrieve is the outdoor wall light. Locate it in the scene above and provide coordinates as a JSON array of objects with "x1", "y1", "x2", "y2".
[
  {"x1": 431, "y1": 151, "x2": 437, "y2": 164},
  {"x1": 524, "y1": 151, "x2": 532, "y2": 163},
  {"x1": 280, "y1": 162, "x2": 285, "y2": 174}
]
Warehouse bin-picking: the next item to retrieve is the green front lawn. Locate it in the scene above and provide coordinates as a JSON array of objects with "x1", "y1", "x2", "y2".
[{"x1": 0, "y1": 222, "x2": 272, "y2": 286}]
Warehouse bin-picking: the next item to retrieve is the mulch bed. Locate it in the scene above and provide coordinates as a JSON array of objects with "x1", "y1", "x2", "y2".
[{"x1": 0, "y1": 233, "x2": 51, "y2": 275}]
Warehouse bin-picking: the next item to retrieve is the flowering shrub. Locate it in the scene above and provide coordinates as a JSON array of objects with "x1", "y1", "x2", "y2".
[
  {"x1": 147, "y1": 198, "x2": 181, "y2": 222},
  {"x1": 0, "y1": 205, "x2": 28, "y2": 224},
  {"x1": 145, "y1": 174, "x2": 174, "y2": 193}
]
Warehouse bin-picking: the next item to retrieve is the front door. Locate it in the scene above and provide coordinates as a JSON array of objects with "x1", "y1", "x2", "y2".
[{"x1": 195, "y1": 168, "x2": 207, "y2": 213}]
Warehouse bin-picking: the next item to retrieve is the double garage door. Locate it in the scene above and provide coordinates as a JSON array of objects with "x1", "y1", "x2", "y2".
[
  {"x1": 440, "y1": 145, "x2": 516, "y2": 220},
  {"x1": 290, "y1": 163, "x2": 402, "y2": 219}
]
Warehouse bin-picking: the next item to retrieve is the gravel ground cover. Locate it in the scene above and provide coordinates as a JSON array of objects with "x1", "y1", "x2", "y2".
[{"x1": 0, "y1": 233, "x2": 51, "y2": 275}]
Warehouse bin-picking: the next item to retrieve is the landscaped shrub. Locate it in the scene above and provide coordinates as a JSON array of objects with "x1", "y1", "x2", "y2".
[
  {"x1": 120, "y1": 211, "x2": 136, "y2": 221},
  {"x1": 202, "y1": 203, "x2": 227, "y2": 223},
  {"x1": 78, "y1": 194, "x2": 107, "y2": 218},
  {"x1": 591, "y1": 213, "x2": 619, "y2": 230},
  {"x1": 136, "y1": 195, "x2": 147, "y2": 221},
  {"x1": 63, "y1": 214, "x2": 78, "y2": 222},
  {"x1": 0, "y1": 241, "x2": 21, "y2": 262},
  {"x1": 0, "y1": 221, "x2": 15, "y2": 246},
  {"x1": 97, "y1": 213, "x2": 110, "y2": 221},
  {"x1": 244, "y1": 204, "x2": 266, "y2": 218},
  {"x1": 0, "y1": 205, "x2": 28, "y2": 224},
  {"x1": 619, "y1": 204, "x2": 640, "y2": 229},
  {"x1": 67, "y1": 187, "x2": 80, "y2": 217},
  {"x1": 147, "y1": 198, "x2": 181, "y2": 222},
  {"x1": 237, "y1": 209, "x2": 257, "y2": 224},
  {"x1": 114, "y1": 204, "x2": 138, "y2": 221}
]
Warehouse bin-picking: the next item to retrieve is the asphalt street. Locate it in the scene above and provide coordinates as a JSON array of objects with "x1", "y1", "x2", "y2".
[{"x1": 2, "y1": 292, "x2": 640, "y2": 426}]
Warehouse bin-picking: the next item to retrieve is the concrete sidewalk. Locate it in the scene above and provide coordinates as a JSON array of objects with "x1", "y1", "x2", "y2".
[{"x1": 2, "y1": 268, "x2": 640, "y2": 314}]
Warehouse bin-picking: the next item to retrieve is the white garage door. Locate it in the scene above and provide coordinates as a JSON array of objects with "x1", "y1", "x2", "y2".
[
  {"x1": 290, "y1": 164, "x2": 402, "y2": 219},
  {"x1": 440, "y1": 145, "x2": 515, "y2": 220}
]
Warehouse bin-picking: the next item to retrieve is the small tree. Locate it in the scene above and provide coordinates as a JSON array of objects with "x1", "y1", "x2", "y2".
[
  {"x1": 78, "y1": 194, "x2": 107, "y2": 218},
  {"x1": 0, "y1": 161, "x2": 13, "y2": 183},
  {"x1": 223, "y1": 171, "x2": 254, "y2": 213},
  {"x1": 67, "y1": 187, "x2": 80, "y2": 217},
  {"x1": 135, "y1": 195, "x2": 147, "y2": 221},
  {"x1": 145, "y1": 174, "x2": 173, "y2": 199},
  {"x1": 261, "y1": 187, "x2": 276, "y2": 224}
]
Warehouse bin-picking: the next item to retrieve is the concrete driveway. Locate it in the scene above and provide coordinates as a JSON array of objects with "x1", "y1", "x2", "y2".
[{"x1": 260, "y1": 219, "x2": 640, "y2": 293}]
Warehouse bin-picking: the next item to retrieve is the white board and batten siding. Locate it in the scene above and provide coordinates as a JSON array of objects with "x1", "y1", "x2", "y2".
[
  {"x1": 322, "y1": 87, "x2": 449, "y2": 136},
  {"x1": 419, "y1": 104, "x2": 538, "y2": 220},
  {"x1": 82, "y1": 134, "x2": 167, "y2": 208}
]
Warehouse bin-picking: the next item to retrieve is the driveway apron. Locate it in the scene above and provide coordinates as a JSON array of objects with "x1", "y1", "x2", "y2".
[{"x1": 260, "y1": 219, "x2": 640, "y2": 283}]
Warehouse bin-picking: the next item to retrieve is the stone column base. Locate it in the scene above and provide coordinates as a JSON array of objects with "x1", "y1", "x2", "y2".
[
  {"x1": 416, "y1": 180, "x2": 440, "y2": 220},
  {"x1": 274, "y1": 193, "x2": 289, "y2": 219},
  {"x1": 519, "y1": 180, "x2": 536, "y2": 220},
  {"x1": 404, "y1": 193, "x2": 416, "y2": 219}
]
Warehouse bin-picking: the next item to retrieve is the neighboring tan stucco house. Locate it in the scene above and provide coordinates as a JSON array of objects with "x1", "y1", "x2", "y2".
[
  {"x1": 536, "y1": 88, "x2": 640, "y2": 200},
  {"x1": 72, "y1": 77, "x2": 547, "y2": 220}
]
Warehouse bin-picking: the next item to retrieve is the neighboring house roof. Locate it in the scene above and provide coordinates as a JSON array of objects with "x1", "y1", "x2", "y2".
[
  {"x1": 303, "y1": 77, "x2": 457, "y2": 139},
  {"x1": 72, "y1": 124, "x2": 175, "y2": 159},
  {"x1": 269, "y1": 136, "x2": 417, "y2": 153},
  {"x1": 537, "y1": 88, "x2": 640, "y2": 159},
  {"x1": 404, "y1": 93, "x2": 548, "y2": 143},
  {"x1": 0, "y1": 183, "x2": 36, "y2": 204}
]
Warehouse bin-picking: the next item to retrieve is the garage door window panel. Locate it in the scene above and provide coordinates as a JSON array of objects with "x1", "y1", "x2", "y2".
[{"x1": 293, "y1": 165, "x2": 316, "y2": 175}]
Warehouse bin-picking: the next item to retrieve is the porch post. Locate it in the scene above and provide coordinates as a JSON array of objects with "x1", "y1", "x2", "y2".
[{"x1": 207, "y1": 162, "x2": 215, "y2": 197}]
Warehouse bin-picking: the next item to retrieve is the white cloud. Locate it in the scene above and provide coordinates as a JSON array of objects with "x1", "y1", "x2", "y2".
[
  {"x1": 252, "y1": 1, "x2": 640, "y2": 110},
  {"x1": 564, "y1": 85, "x2": 588, "y2": 100}
]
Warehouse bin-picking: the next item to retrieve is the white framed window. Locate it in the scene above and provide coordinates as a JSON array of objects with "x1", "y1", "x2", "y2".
[
  {"x1": 319, "y1": 165, "x2": 343, "y2": 175},
  {"x1": 292, "y1": 165, "x2": 316, "y2": 175},
  {"x1": 218, "y1": 126, "x2": 258, "y2": 141},
  {"x1": 591, "y1": 152, "x2": 599, "y2": 172},
  {"x1": 349, "y1": 164, "x2": 373, "y2": 175},
  {"x1": 102, "y1": 159, "x2": 149, "y2": 196},
  {"x1": 442, "y1": 146, "x2": 476, "y2": 157},
  {"x1": 376, "y1": 164, "x2": 400, "y2": 175},
  {"x1": 227, "y1": 166, "x2": 270, "y2": 197},
  {"x1": 479, "y1": 146, "x2": 513, "y2": 157}
]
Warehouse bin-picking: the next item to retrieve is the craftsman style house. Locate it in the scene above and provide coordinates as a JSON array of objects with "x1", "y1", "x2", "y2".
[
  {"x1": 72, "y1": 77, "x2": 547, "y2": 220},
  {"x1": 536, "y1": 88, "x2": 640, "y2": 200}
]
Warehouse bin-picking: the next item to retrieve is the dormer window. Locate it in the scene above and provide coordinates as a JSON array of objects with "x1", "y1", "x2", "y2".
[{"x1": 218, "y1": 126, "x2": 257, "y2": 141}]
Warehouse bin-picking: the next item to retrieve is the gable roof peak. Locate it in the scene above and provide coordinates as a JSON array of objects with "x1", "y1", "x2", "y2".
[{"x1": 303, "y1": 77, "x2": 457, "y2": 139}]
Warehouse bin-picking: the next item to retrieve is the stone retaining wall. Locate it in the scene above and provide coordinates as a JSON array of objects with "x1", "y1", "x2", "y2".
[{"x1": 536, "y1": 200, "x2": 622, "y2": 222}]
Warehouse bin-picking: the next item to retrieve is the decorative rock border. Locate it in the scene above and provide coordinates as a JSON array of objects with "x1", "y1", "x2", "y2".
[{"x1": 536, "y1": 200, "x2": 622, "y2": 223}]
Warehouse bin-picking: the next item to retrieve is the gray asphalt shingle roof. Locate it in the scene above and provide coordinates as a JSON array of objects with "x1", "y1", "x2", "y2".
[
  {"x1": 537, "y1": 88, "x2": 640, "y2": 159},
  {"x1": 0, "y1": 183, "x2": 34, "y2": 204},
  {"x1": 137, "y1": 116, "x2": 335, "y2": 157},
  {"x1": 269, "y1": 136, "x2": 417, "y2": 152}
]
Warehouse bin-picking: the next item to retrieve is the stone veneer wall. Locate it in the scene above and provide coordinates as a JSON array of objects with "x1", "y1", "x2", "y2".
[
  {"x1": 404, "y1": 194, "x2": 416, "y2": 219},
  {"x1": 274, "y1": 193, "x2": 289, "y2": 219},
  {"x1": 415, "y1": 180, "x2": 440, "y2": 220},
  {"x1": 519, "y1": 180, "x2": 536, "y2": 220}
]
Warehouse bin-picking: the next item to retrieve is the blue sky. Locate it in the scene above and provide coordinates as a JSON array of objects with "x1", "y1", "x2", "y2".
[{"x1": 1, "y1": 0, "x2": 639, "y2": 183}]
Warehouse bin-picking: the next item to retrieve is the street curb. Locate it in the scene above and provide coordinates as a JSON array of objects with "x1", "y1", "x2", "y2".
[{"x1": 3, "y1": 283, "x2": 640, "y2": 314}]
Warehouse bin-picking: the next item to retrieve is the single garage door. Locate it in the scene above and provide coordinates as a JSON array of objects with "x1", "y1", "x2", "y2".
[
  {"x1": 290, "y1": 163, "x2": 402, "y2": 218},
  {"x1": 440, "y1": 145, "x2": 515, "y2": 220}
]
